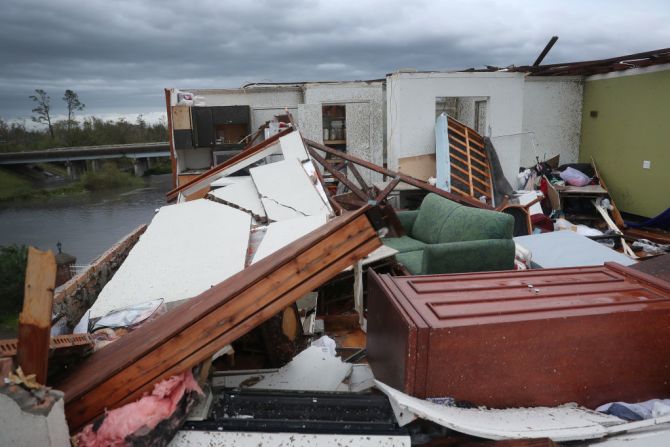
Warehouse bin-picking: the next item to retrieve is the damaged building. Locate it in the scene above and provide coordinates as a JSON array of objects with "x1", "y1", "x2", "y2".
[{"x1": 1, "y1": 47, "x2": 670, "y2": 447}]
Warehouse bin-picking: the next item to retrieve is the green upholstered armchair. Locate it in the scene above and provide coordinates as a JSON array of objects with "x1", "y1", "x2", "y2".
[{"x1": 383, "y1": 193, "x2": 515, "y2": 275}]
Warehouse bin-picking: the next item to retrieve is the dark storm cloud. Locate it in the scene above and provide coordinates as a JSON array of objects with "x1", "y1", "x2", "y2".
[{"x1": 1, "y1": 0, "x2": 668, "y2": 121}]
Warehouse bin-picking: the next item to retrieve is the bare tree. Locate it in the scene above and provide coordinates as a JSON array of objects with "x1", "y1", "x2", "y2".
[
  {"x1": 29, "y1": 89, "x2": 54, "y2": 138},
  {"x1": 63, "y1": 89, "x2": 85, "y2": 132}
]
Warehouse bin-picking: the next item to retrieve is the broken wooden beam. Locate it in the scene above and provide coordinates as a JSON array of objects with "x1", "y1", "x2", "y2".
[
  {"x1": 16, "y1": 247, "x2": 57, "y2": 385},
  {"x1": 304, "y1": 138, "x2": 490, "y2": 209},
  {"x1": 56, "y1": 207, "x2": 381, "y2": 431},
  {"x1": 308, "y1": 148, "x2": 369, "y2": 202}
]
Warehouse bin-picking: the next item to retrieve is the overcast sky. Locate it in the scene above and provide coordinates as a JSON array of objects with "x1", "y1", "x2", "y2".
[{"x1": 1, "y1": 0, "x2": 668, "y2": 124}]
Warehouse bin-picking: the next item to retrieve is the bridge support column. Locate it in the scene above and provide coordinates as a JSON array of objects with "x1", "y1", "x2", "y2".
[
  {"x1": 65, "y1": 161, "x2": 85, "y2": 179},
  {"x1": 146, "y1": 157, "x2": 153, "y2": 170},
  {"x1": 89, "y1": 159, "x2": 100, "y2": 172},
  {"x1": 133, "y1": 158, "x2": 148, "y2": 177}
]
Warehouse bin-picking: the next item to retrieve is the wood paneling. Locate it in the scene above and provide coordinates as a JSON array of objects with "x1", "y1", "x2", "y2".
[
  {"x1": 367, "y1": 264, "x2": 670, "y2": 408},
  {"x1": 57, "y1": 208, "x2": 381, "y2": 431}
]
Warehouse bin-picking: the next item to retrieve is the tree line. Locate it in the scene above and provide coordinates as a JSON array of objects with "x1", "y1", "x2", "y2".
[{"x1": 0, "y1": 89, "x2": 167, "y2": 152}]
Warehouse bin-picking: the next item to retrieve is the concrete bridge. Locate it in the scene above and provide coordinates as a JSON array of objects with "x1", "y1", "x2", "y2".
[{"x1": 0, "y1": 142, "x2": 170, "y2": 177}]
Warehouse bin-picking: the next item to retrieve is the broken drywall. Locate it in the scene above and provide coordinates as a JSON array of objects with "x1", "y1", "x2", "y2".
[
  {"x1": 250, "y1": 158, "x2": 331, "y2": 221},
  {"x1": 89, "y1": 200, "x2": 251, "y2": 318},
  {"x1": 209, "y1": 176, "x2": 266, "y2": 219},
  {"x1": 252, "y1": 215, "x2": 327, "y2": 263}
]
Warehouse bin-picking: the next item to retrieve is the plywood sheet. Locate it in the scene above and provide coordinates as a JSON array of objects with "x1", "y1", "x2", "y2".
[
  {"x1": 252, "y1": 215, "x2": 327, "y2": 263},
  {"x1": 398, "y1": 154, "x2": 436, "y2": 182},
  {"x1": 209, "y1": 176, "x2": 265, "y2": 219},
  {"x1": 250, "y1": 158, "x2": 331, "y2": 221},
  {"x1": 89, "y1": 200, "x2": 251, "y2": 318},
  {"x1": 172, "y1": 106, "x2": 192, "y2": 130}
]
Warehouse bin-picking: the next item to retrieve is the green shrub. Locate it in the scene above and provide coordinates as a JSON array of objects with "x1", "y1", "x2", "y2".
[
  {"x1": 80, "y1": 162, "x2": 142, "y2": 191},
  {"x1": 0, "y1": 244, "x2": 27, "y2": 315}
]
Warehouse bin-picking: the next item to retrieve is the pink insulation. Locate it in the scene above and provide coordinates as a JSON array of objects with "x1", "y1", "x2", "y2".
[{"x1": 74, "y1": 371, "x2": 202, "y2": 447}]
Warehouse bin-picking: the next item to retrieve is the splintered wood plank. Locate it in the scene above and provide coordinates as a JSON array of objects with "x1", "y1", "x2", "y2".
[
  {"x1": 59, "y1": 209, "x2": 381, "y2": 431},
  {"x1": 17, "y1": 247, "x2": 56, "y2": 385}
]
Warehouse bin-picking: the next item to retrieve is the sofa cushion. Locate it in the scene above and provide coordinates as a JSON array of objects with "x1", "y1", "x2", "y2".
[
  {"x1": 383, "y1": 236, "x2": 427, "y2": 254},
  {"x1": 437, "y1": 206, "x2": 514, "y2": 243},
  {"x1": 395, "y1": 250, "x2": 424, "y2": 275},
  {"x1": 411, "y1": 193, "x2": 461, "y2": 244}
]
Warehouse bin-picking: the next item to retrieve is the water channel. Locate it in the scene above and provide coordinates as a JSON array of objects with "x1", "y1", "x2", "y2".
[{"x1": 0, "y1": 174, "x2": 172, "y2": 264}]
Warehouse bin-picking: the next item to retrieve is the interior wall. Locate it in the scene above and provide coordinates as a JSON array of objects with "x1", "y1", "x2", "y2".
[
  {"x1": 387, "y1": 72, "x2": 525, "y2": 185},
  {"x1": 579, "y1": 68, "x2": 670, "y2": 217},
  {"x1": 521, "y1": 77, "x2": 583, "y2": 168}
]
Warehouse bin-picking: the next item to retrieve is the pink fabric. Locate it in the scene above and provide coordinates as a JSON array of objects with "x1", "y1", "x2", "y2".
[{"x1": 74, "y1": 371, "x2": 202, "y2": 447}]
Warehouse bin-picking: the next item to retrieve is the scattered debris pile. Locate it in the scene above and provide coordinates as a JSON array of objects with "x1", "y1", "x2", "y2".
[{"x1": 2, "y1": 117, "x2": 670, "y2": 447}]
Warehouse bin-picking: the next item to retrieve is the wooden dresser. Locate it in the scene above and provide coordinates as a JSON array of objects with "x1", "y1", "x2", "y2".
[{"x1": 367, "y1": 263, "x2": 670, "y2": 408}]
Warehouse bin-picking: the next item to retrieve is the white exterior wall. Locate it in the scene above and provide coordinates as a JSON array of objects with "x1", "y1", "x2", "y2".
[
  {"x1": 302, "y1": 82, "x2": 385, "y2": 184},
  {"x1": 387, "y1": 72, "x2": 526, "y2": 186},
  {"x1": 521, "y1": 77, "x2": 583, "y2": 168}
]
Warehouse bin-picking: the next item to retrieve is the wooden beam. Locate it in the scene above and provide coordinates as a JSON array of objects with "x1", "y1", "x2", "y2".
[
  {"x1": 347, "y1": 162, "x2": 373, "y2": 198},
  {"x1": 308, "y1": 148, "x2": 369, "y2": 202},
  {"x1": 375, "y1": 177, "x2": 400, "y2": 202},
  {"x1": 16, "y1": 247, "x2": 56, "y2": 385},
  {"x1": 311, "y1": 157, "x2": 344, "y2": 215},
  {"x1": 164, "y1": 89, "x2": 177, "y2": 189},
  {"x1": 57, "y1": 208, "x2": 381, "y2": 431},
  {"x1": 304, "y1": 138, "x2": 490, "y2": 209}
]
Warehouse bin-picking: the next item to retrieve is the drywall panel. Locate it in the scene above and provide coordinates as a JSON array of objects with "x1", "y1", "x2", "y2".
[
  {"x1": 249, "y1": 346, "x2": 352, "y2": 391},
  {"x1": 252, "y1": 215, "x2": 327, "y2": 263},
  {"x1": 250, "y1": 158, "x2": 331, "y2": 221},
  {"x1": 209, "y1": 176, "x2": 265, "y2": 219},
  {"x1": 278, "y1": 131, "x2": 310, "y2": 162},
  {"x1": 386, "y1": 72, "x2": 525, "y2": 185},
  {"x1": 580, "y1": 69, "x2": 670, "y2": 217},
  {"x1": 89, "y1": 200, "x2": 251, "y2": 318},
  {"x1": 522, "y1": 77, "x2": 583, "y2": 168}
]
